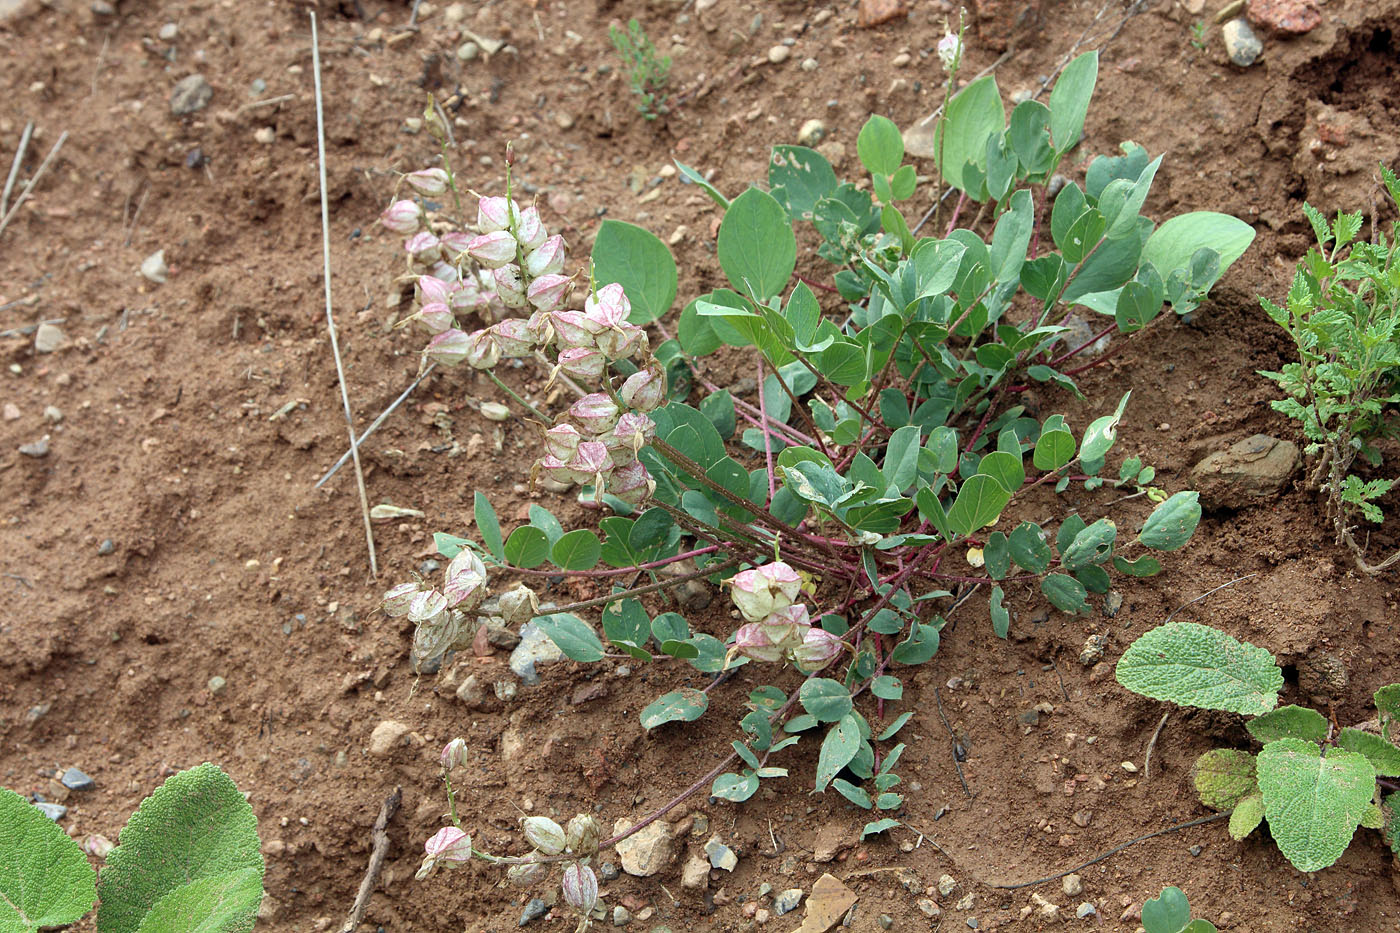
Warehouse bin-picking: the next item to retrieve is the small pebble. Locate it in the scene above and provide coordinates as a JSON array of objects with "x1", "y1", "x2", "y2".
[
  {"x1": 480, "y1": 401, "x2": 511, "y2": 421},
  {"x1": 966, "y1": 920, "x2": 979, "y2": 930},
  {"x1": 98, "y1": 539, "x2": 115, "y2": 555},
  {"x1": 1062, "y1": 874, "x2": 1082, "y2": 897},
  {"x1": 519, "y1": 898, "x2": 548, "y2": 926},
  {"x1": 457, "y1": 41, "x2": 480, "y2": 61},
  {"x1": 767, "y1": 45, "x2": 791, "y2": 64},
  {"x1": 60, "y1": 767, "x2": 95, "y2": 791},
  {"x1": 892, "y1": 52, "x2": 911, "y2": 67},
  {"x1": 254, "y1": 127, "x2": 276, "y2": 145},
  {"x1": 612, "y1": 906, "x2": 631, "y2": 926},
  {"x1": 917, "y1": 898, "x2": 941, "y2": 918},
  {"x1": 598, "y1": 861, "x2": 620, "y2": 881},
  {"x1": 1076, "y1": 903, "x2": 1096, "y2": 919},
  {"x1": 1222, "y1": 18, "x2": 1262, "y2": 66},
  {"x1": 18, "y1": 436, "x2": 49, "y2": 458},
  {"x1": 774, "y1": 888, "x2": 803, "y2": 915},
  {"x1": 42, "y1": 406, "x2": 62, "y2": 423},
  {"x1": 878, "y1": 916, "x2": 893, "y2": 930},
  {"x1": 34, "y1": 802, "x2": 67, "y2": 820},
  {"x1": 208, "y1": 675, "x2": 228, "y2": 695},
  {"x1": 937, "y1": 875, "x2": 957, "y2": 896},
  {"x1": 170, "y1": 74, "x2": 213, "y2": 116},
  {"x1": 158, "y1": 22, "x2": 178, "y2": 40},
  {"x1": 1189, "y1": 844, "x2": 1203, "y2": 856},
  {"x1": 140, "y1": 250, "x2": 168, "y2": 284},
  {"x1": 800, "y1": 57, "x2": 819, "y2": 71},
  {"x1": 34, "y1": 322, "x2": 66, "y2": 353}
]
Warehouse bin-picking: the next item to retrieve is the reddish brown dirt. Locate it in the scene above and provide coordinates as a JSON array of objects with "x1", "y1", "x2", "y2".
[{"x1": 3, "y1": 0, "x2": 1400, "y2": 931}]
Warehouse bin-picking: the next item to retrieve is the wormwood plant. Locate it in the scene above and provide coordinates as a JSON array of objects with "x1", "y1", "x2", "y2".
[
  {"x1": 1117, "y1": 622, "x2": 1400, "y2": 872},
  {"x1": 1143, "y1": 886, "x2": 1216, "y2": 933},
  {"x1": 609, "y1": 18, "x2": 670, "y2": 121},
  {"x1": 376, "y1": 44, "x2": 1255, "y2": 922},
  {"x1": 0, "y1": 763, "x2": 263, "y2": 933},
  {"x1": 1259, "y1": 165, "x2": 1400, "y2": 573}
]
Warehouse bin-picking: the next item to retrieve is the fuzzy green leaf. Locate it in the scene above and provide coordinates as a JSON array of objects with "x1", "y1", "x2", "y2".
[
  {"x1": 97, "y1": 763, "x2": 263, "y2": 933},
  {"x1": 1229, "y1": 792, "x2": 1265, "y2": 840},
  {"x1": 1192, "y1": 748, "x2": 1258, "y2": 811},
  {"x1": 1116, "y1": 622, "x2": 1282, "y2": 715},
  {"x1": 1246, "y1": 705, "x2": 1328, "y2": 744},
  {"x1": 1384, "y1": 792, "x2": 1400, "y2": 855},
  {"x1": 0, "y1": 787, "x2": 97, "y2": 933},
  {"x1": 1257, "y1": 739, "x2": 1375, "y2": 872},
  {"x1": 130, "y1": 869, "x2": 264, "y2": 933},
  {"x1": 1337, "y1": 728, "x2": 1400, "y2": 777},
  {"x1": 640, "y1": 689, "x2": 709, "y2": 730}
]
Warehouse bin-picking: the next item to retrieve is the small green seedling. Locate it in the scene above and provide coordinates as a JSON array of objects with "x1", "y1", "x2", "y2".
[
  {"x1": 1117, "y1": 622, "x2": 1400, "y2": 872},
  {"x1": 0, "y1": 763, "x2": 264, "y2": 933},
  {"x1": 1259, "y1": 165, "x2": 1400, "y2": 573},
  {"x1": 1189, "y1": 21, "x2": 1208, "y2": 50},
  {"x1": 1143, "y1": 885, "x2": 1216, "y2": 933},
  {"x1": 609, "y1": 18, "x2": 670, "y2": 120}
]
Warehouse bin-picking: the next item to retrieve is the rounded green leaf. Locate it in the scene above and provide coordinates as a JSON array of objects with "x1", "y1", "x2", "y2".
[
  {"x1": 474, "y1": 492, "x2": 504, "y2": 562},
  {"x1": 592, "y1": 219, "x2": 679, "y2": 324},
  {"x1": 801, "y1": 678, "x2": 854, "y2": 723},
  {"x1": 769, "y1": 145, "x2": 838, "y2": 220},
  {"x1": 946, "y1": 474, "x2": 1013, "y2": 535},
  {"x1": 97, "y1": 764, "x2": 263, "y2": 933},
  {"x1": 1138, "y1": 491, "x2": 1201, "y2": 551},
  {"x1": 504, "y1": 525, "x2": 550, "y2": 569},
  {"x1": 1116, "y1": 622, "x2": 1282, "y2": 715},
  {"x1": 1141, "y1": 886, "x2": 1190, "y2": 933},
  {"x1": 640, "y1": 688, "x2": 709, "y2": 730},
  {"x1": 935, "y1": 75, "x2": 1004, "y2": 196},
  {"x1": 1041, "y1": 573, "x2": 1089, "y2": 615},
  {"x1": 1032, "y1": 429, "x2": 1075, "y2": 471},
  {"x1": 1258, "y1": 739, "x2": 1375, "y2": 872},
  {"x1": 1229, "y1": 792, "x2": 1265, "y2": 841},
  {"x1": 856, "y1": 115, "x2": 904, "y2": 177},
  {"x1": 717, "y1": 188, "x2": 796, "y2": 302},
  {"x1": 1047, "y1": 51, "x2": 1098, "y2": 154},
  {"x1": 1142, "y1": 212, "x2": 1256, "y2": 283},
  {"x1": 1009, "y1": 522, "x2": 1052, "y2": 573},
  {"x1": 1061, "y1": 518, "x2": 1117, "y2": 570},
  {"x1": 534, "y1": 613, "x2": 605, "y2": 662},
  {"x1": 712, "y1": 771, "x2": 759, "y2": 802},
  {"x1": 0, "y1": 787, "x2": 97, "y2": 933},
  {"x1": 1192, "y1": 748, "x2": 1258, "y2": 811},
  {"x1": 551, "y1": 529, "x2": 602, "y2": 571}
]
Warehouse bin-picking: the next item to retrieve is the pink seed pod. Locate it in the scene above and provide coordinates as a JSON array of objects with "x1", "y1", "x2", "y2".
[
  {"x1": 569, "y1": 393, "x2": 620, "y2": 435},
  {"x1": 566, "y1": 441, "x2": 612, "y2": 484},
  {"x1": 490, "y1": 318, "x2": 535, "y2": 357},
  {"x1": 418, "y1": 826, "x2": 473, "y2": 879},
  {"x1": 404, "y1": 231, "x2": 442, "y2": 263},
  {"x1": 595, "y1": 321, "x2": 647, "y2": 361},
  {"x1": 451, "y1": 282, "x2": 490, "y2": 315},
  {"x1": 521, "y1": 816, "x2": 567, "y2": 856},
  {"x1": 525, "y1": 309, "x2": 555, "y2": 347},
  {"x1": 606, "y1": 412, "x2": 655, "y2": 462},
  {"x1": 727, "y1": 561, "x2": 803, "y2": 622},
  {"x1": 380, "y1": 199, "x2": 422, "y2": 235},
  {"x1": 556, "y1": 347, "x2": 607, "y2": 382},
  {"x1": 418, "y1": 275, "x2": 453, "y2": 305},
  {"x1": 408, "y1": 588, "x2": 449, "y2": 624},
  {"x1": 524, "y1": 234, "x2": 566, "y2": 278},
  {"x1": 514, "y1": 204, "x2": 547, "y2": 251},
  {"x1": 584, "y1": 282, "x2": 631, "y2": 328},
  {"x1": 405, "y1": 167, "x2": 451, "y2": 196},
  {"x1": 733, "y1": 622, "x2": 784, "y2": 663},
  {"x1": 382, "y1": 581, "x2": 423, "y2": 617},
  {"x1": 561, "y1": 864, "x2": 599, "y2": 914},
  {"x1": 446, "y1": 547, "x2": 487, "y2": 584},
  {"x1": 507, "y1": 853, "x2": 549, "y2": 887},
  {"x1": 526, "y1": 273, "x2": 571, "y2": 313},
  {"x1": 440, "y1": 737, "x2": 469, "y2": 770},
  {"x1": 427, "y1": 260, "x2": 460, "y2": 284},
  {"x1": 544, "y1": 424, "x2": 584, "y2": 461},
  {"x1": 791, "y1": 625, "x2": 844, "y2": 673},
  {"x1": 606, "y1": 459, "x2": 654, "y2": 506},
  {"x1": 477, "y1": 195, "x2": 516, "y2": 234},
  {"x1": 438, "y1": 230, "x2": 473, "y2": 257},
  {"x1": 465, "y1": 330, "x2": 501, "y2": 370},
  {"x1": 467, "y1": 230, "x2": 518, "y2": 270},
  {"x1": 620, "y1": 365, "x2": 666, "y2": 412},
  {"x1": 413, "y1": 301, "x2": 456, "y2": 334},
  {"x1": 423, "y1": 328, "x2": 474, "y2": 367},
  {"x1": 537, "y1": 454, "x2": 576, "y2": 487},
  {"x1": 757, "y1": 602, "x2": 812, "y2": 651},
  {"x1": 550, "y1": 310, "x2": 604, "y2": 350},
  {"x1": 493, "y1": 265, "x2": 527, "y2": 308},
  {"x1": 444, "y1": 548, "x2": 488, "y2": 609}
]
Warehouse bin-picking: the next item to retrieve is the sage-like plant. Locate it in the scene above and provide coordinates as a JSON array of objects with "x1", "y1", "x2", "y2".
[{"x1": 386, "y1": 49, "x2": 1257, "y2": 903}]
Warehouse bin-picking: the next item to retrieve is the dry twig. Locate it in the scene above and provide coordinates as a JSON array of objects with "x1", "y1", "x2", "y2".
[
  {"x1": 339, "y1": 786, "x2": 402, "y2": 933},
  {"x1": 0, "y1": 130, "x2": 67, "y2": 241},
  {"x1": 1, "y1": 121, "x2": 33, "y2": 216}
]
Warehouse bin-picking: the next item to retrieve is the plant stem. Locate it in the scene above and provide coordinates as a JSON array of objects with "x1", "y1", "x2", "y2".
[
  {"x1": 757, "y1": 355, "x2": 777, "y2": 501},
  {"x1": 486, "y1": 369, "x2": 548, "y2": 420},
  {"x1": 539, "y1": 556, "x2": 740, "y2": 617},
  {"x1": 505, "y1": 545, "x2": 721, "y2": 578}
]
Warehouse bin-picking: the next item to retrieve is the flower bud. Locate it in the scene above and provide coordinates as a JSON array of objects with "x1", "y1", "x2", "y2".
[
  {"x1": 606, "y1": 459, "x2": 655, "y2": 506},
  {"x1": 556, "y1": 347, "x2": 606, "y2": 382},
  {"x1": 404, "y1": 231, "x2": 442, "y2": 263},
  {"x1": 464, "y1": 329, "x2": 502, "y2": 370},
  {"x1": 561, "y1": 864, "x2": 598, "y2": 914},
  {"x1": 380, "y1": 199, "x2": 422, "y2": 235},
  {"x1": 727, "y1": 561, "x2": 803, "y2": 623},
  {"x1": 467, "y1": 230, "x2": 518, "y2": 269},
  {"x1": 507, "y1": 853, "x2": 549, "y2": 887},
  {"x1": 570, "y1": 393, "x2": 620, "y2": 435},
  {"x1": 490, "y1": 318, "x2": 535, "y2": 357},
  {"x1": 620, "y1": 365, "x2": 666, "y2": 412},
  {"x1": 937, "y1": 32, "x2": 962, "y2": 72},
  {"x1": 439, "y1": 231, "x2": 473, "y2": 257},
  {"x1": 405, "y1": 167, "x2": 451, "y2": 196},
  {"x1": 477, "y1": 195, "x2": 517, "y2": 234},
  {"x1": 584, "y1": 283, "x2": 631, "y2": 328},
  {"x1": 565, "y1": 814, "x2": 602, "y2": 856},
  {"x1": 607, "y1": 413, "x2": 656, "y2": 461},
  {"x1": 514, "y1": 205, "x2": 547, "y2": 251},
  {"x1": 498, "y1": 585, "x2": 539, "y2": 627},
  {"x1": 544, "y1": 424, "x2": 584, "y2": 461},
  {"x1": 524, "y1": 235, "x2": 566, "y2": 278},
  {"x1": 493, "y1": 265, "x2": 527, "y2": 308},
  {"x1": 521, "y1": 816, "x2": 567, "y2": 856},
  {"x1": 550, "y1": 310, "x2": 604, "y2": 350},
  {"x1": 408, "y1": 588, "x2": 449, "y2": 623},
  {"x1": 423, "y1": 328, "x2": 474, "y2": 367},
  {"x1": 412, "y1": 301, "x2": 456, "y2": 334},
  {"x1": 383, "y1": 581, "x2": 423, "y2": 616},
  {"x1": 527, "y1": 273, "x2": 571, "y2": 313},
  {"x1": 733, "y1": 622, "x2": 784, "y2": 663},
  {"x1": 440, "y1": 737, "x2": 469, "y2": 770},
  {"x1": 418, "y1": 274, "x2": 453, "y2": 305},
  {"x1": 567, "y1": 441, "x2": 613, "y2": 484},
  {"x1": 417, "y1": 826, "x2": 473, "y2": 879},
  {"x1": 595, "y1": 321, "x2": 647, "y2": 361},
  {"x1": 791, "y1": 626, "x2": 844, "y2": 672}
]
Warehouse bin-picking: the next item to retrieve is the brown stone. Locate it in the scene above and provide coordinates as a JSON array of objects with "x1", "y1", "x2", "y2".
[
  {"x1": 1247, "y1": 0, "x2": 1321, "y2": 34},
  {"x1": 1189, "y1": 434, "x2": 1299, "y2": 509}
]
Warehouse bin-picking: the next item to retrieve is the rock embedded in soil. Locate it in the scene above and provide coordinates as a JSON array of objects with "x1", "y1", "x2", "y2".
[
  {"x1": 1299, "y1": 652, "x2": 1348, "y2": 701},
  {"x1": 1221, "y1": 19, "x2": 1263, "y2": 66},
  {"x1": 767, "y1": 44, "x2": 791, "y2": 64},
  {"x1": 367, "y1": 719, "x2": 411, "y2": 757},
  {"x1": 1189, "y1": 434, "x2": 1298, "y2": 509},
  {"x1": 18, "y1": 435, "x2": 49, "y2": 457},
  {"x1": 33, "y1": 322, "x2": 65, "y2": 353},
  {"x1": 140, "y1": 250, "x2": 168, "y2": 284},
  {"x1": 170, "y1": 74, "x2": 213, "y2": 115},
  {"x1": 509, "y1": 620, "x2": 568, "y2": 685},
  {"x1": 797, "y1": 119, "x2": 827, "y2": 147},
  {"x1": 612, "y1": 905, "x2": 630, "y2": 926},
  {"x1": 774, "y1": 888, "x2": 804, "y2": 915},
  {"x1": 60, "y1": 767, "x2": 95, "y2": 791},
  {"x1": 1247, "y1": 0, "x2": 1320, "y2": 33},
  {"x1": 704, "y1": 835, "x2": 738, "y2": 871},
  {"x1": 612, "y1": 818, "x2": 675, "y2": 876},
  {"x1": 938, "y1": 874, "x2": 957, "y2": 896},
  {"x1": 681, "y1": 851, "x2": 710, "y2": 889},
  {"x1": 519, "y1": 898, "x2": 548, "y2": 925},
  {"x1": 1079, "y1": 634, "x2": 1107, "y2": 666},
  {"x1": 34, "y1": 801, "x2": 67, "y2": 820},
  {"x1": 1062, "y1": 873, "x2": 1082, "y2": 897}
]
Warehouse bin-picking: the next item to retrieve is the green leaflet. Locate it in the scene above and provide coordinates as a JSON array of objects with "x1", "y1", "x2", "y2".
[{"x1": 1116, "y1": 622, "x2": 1282, "y2": 716}]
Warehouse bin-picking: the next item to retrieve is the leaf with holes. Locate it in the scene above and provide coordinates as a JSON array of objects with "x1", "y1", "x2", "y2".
[{"x1": 640, "y1": 689, "x2": 709, "y2": 730}]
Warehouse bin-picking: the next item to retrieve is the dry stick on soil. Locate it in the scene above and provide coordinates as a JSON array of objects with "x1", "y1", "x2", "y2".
[
  {"x1": 340, "y1": 786, "x2": 403, "y2": 933},
  {"x1": 933, "y1": 685, "x2": 973, "y2": 799},
  {"x1": 310, "y1": 10, "x2": 379, "y2": 577},
  {"x1": 1, "y1": 121, "x2": 33, "y2": 216},
  {"x1": 0, "y1": 131, "x2": 67, "y2": 241},
  {"x1": 1162, "y1": 573, "x2": 1257, "y2": 624},
  {"x1": 315, "y1": 363, "x2": 437, "y2": 489},
  {"x1": 122, "y1": 184, "x2": 149, "y2": 248},
  {"x1": 1143, "y1": 710, "x2": 1170, "y2": 780}
]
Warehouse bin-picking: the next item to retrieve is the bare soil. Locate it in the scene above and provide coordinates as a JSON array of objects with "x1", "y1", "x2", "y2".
[{"x1": 3, "y1": 0, "x2": 1400, "y2": 930}]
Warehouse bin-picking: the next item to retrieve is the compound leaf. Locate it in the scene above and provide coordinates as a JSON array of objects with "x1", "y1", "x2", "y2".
[
  {"x1": 97, "y1": 763, "x2": 263, "y2": 933},
  {"x1": 1257, "y1": 739, "x2": 1375, "y2": 873},
  {"x1": 1116, "y1": 622, "x2": 1282, "y2": 715},
  {"x1": 0, "y1": 787, "x2": 97, "y2": 933}
]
